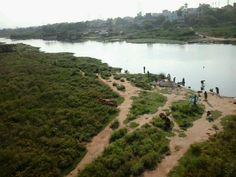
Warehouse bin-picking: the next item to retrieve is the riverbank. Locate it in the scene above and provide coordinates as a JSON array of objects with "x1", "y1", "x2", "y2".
[
  {"x1": 5, "y1": 35, "x2": 236, "y2": 45},
  {"x1": 188, "y1": 33, "x2": 236, "y2": 44}
]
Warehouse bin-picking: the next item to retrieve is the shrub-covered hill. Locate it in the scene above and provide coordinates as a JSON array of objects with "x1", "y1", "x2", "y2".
[{"x1": 0, "y1": 44, "x2": 122, "y2": 177}]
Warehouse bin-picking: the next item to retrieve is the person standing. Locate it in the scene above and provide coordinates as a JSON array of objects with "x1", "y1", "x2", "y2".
[
  {"x1": 215, "y1": 87, "x2": 219, "y2": 95},
  {"x1": 182, "y1": 78, "x2": 185, "y2": 86},
  {"x1": 204, "y1": 91, "x2": 208, "y2": 101}
]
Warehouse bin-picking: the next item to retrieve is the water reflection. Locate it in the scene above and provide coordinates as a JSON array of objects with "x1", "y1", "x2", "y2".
[{"x1": 146, "y1": 43, "x2": 153, "y2": 48}]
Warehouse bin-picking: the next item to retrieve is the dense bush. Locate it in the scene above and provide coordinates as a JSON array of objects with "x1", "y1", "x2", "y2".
[
  {"x1": 169, "y1": 115, "x2": 236, "y2": 177},
  {"x1": 79, "y1": 126, "x2": 170, "y2": 177},
  {"x1": 0, "y1": 44, "x2": 122, "y2": 177},
  {"x1": 113, "y1": 82, "x2": 126, "y2": 92},
  {"x1": 171, "y1": 100, "x2": 204, "y2": 129},
  {"x1": 152, "y1": 116, "x2": 174, "y2": 132},
  {"x1": 109, "y1": 128, "x2": 128, "y2": 143},
  {"x1": 110, "y1": 120, "x2": 119, "y2": 130}
]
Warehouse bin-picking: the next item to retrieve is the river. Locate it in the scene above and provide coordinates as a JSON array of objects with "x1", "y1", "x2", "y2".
[{"x1": 1, "y1": 38, "x2": 235, "y2": 98}]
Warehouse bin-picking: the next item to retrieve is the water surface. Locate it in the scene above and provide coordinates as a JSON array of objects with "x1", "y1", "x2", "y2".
[{"x1": 1, "y1": 38, "x2": 235, "y2": 97}]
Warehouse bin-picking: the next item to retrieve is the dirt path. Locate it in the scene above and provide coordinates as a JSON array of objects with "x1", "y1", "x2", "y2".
[
  {"x1": 144, "y1": 94, "x2": 236, "y2": 177},
  {"x1": 65, "y1": 76, "x2": 139, "y2": 177}
]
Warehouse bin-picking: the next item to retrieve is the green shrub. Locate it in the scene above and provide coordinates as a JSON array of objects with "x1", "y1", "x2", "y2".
[
  {"x1": 109, "y1": 128, "x2": 128, "y2": 143},
  {"x1": 120, "y1": 78, "x2": 125, "y2": 82},
  {"x1": 110, "y1": 120, "x2": 119, "y2": 130},
  {"x1": 116, "y1": 84, "x2": 126, "y2": 91},
  {"x1": 113, "y1": 75, "x2": 122, "y2": 80},
  {"x1": 129, "y1": 122, "x2": 139, "y2": 128},
  {"x1": 152, "y1": 116, "x2": 173, "y2": 132},
  {"x1": 113, "y1": 82, "x2": 126, "y2": 92}
]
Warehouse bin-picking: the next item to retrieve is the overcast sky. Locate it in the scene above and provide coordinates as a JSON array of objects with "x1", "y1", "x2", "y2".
[{"x1": 0, "y1": 0, "x2": 235, "y2": 28}]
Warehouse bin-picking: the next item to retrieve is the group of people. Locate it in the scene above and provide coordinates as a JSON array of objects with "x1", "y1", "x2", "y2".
[
  {"x1": 200, "y1": 80, "x2": 220, "y2": 101},
  {"x1": 200, "y1": 80, "x2": 217, "y2": 122}
]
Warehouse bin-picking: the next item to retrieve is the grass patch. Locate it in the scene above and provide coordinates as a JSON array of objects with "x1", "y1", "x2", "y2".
[
  {"x1": 211, "y1": 110, "x2": 222, "y2": 120},
  {"x1": 129, "y1": 122, "x2": 139, "y2": 128},
  {"x1": 0, "y1": 44, "x2": 122, "y2": 177},
  {"x1": 127, "y1": 91, "x2": 167, "y2": 121},
  {"x1": 79, "y1": 126, "x2": 170, "y2": 177},
  {"x1": 168, "y1": 115, "x2": 236, "y2": 177},
  {"x1": 122, "y1": 73, "x2": 166, "y2": 90},
  {"x1": 171, "y1": 100, "x2": 205, "y2": 130}
]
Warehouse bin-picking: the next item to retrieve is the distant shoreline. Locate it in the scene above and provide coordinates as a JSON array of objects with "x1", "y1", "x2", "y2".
[{"x1": 3, "y1": 36, "x2": 236, "y2": 45}]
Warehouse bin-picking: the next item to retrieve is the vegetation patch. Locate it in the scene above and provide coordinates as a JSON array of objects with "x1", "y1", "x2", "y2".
[
  {"x1": 113, "y1": 82, "x2": 126, "y2": 92},
  {"x1": 113, "y1": 74, "x2": 122, "y2": 80},
  {"x1": 110, "y1": 119, "x2": 119, "y2": 130},
  {"x1": 109, "y1": 128, "x2": 128, "y2": 143},
  {"x1": 122, "y1": 73, "x2": 165, "y2": 90},
  {"x1": 196, "y1": 25, "x2": 236, "y2": 38},
  {"x1": 171, "y1": 100, "x2": 204, "y2": 130},
  {"x1": 0, "y1": 44, "x2": 122, "y2": 177},
  {"x1": 168, "y1": 115, "x2": 236, "y2": 177},
  {"x1": 129, "y1": 122, "x2": 139, "y2": 128},
  {"x1": 151, "y1": 116, "x2": 174, "y2": 133},
  {"x1": 79, "y1": 126, "x2": 170, "y2": 177},
  {"x1": 211, "y1": 110, "x2": 222, "y2": 120},
  {"x1": 127, "y1": 91, "x2": 167, "y2": 121}
]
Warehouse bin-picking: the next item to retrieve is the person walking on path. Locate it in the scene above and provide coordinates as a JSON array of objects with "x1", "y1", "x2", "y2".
[{"x1": 207, "y1": 111, "x2": 213, "y2": 122}]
